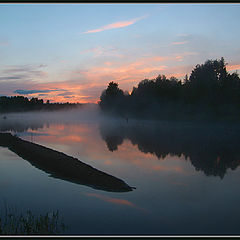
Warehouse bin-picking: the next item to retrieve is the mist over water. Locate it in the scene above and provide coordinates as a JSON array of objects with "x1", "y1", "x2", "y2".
[
  {"x1": 1, "y1": 105, "x2": 240, "y2": 179},
  {"x1": 0, "y1": 104, "x2": 101, "y2": 131},
  {"x1": 1, "y1": 105, "x2": 240, "y2": 234}
]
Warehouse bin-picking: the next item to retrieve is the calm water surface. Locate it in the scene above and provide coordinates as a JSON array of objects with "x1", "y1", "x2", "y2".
[{"x1": 1, "y1": 108, "x2": 240, "y2": 235}]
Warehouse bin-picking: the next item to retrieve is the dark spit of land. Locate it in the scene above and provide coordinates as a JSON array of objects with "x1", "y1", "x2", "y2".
[{"x1": 0, "y1": 132, "x2": 133, "y2": 192}]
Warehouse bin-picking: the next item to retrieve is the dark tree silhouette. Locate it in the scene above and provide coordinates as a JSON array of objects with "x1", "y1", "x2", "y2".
[
  {"x1": 0, "y1": 96, "x2": 80, "y2": 113},
  {"x1": 99, "y1": 81, "x2": 127, "y2": 116},
  {"x1": 99, "y1": 57, "x2": 240, "y2": 121}
]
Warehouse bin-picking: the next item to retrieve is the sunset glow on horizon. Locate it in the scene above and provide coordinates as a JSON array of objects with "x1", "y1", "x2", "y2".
[{"x1": 1, "y1": 3, "x2": 240, "y2": 103}]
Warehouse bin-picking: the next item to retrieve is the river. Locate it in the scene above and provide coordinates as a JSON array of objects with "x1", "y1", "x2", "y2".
[{"x1": 0, "y1": 106, "x2": 240, "y2": 235}]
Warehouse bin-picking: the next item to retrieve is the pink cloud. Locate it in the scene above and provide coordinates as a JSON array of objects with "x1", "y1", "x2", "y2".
[
  {"x1": 177, "y1": 33, "x2": 189, "y2": 37},
  {"x1": 70, "y1": 59, "x2": 168, "y2": 91},
  {"x1": 175, "y1": 56, "x2": 183, "y2": 61},
  {"x1": 172, "y1": 41, "x2": 189, "y2": 45},
  {"x1": 80, "y1": 46, "x2": 122, "y2": 58},
  {"x1": 152, "y1": 56, "x2": 168, "y2": 61},
  {"x1": 227, "y1": 64, "x2": 240, "y2": 71},
  {"x1": 61, "y1": 54, "x2": 195, "y2": 102},
  {"x1": 104, "y1": 61, "x2": 113, "y2": 66},
  {"x1": 2, "y1": 53, "x2": 198, "y2": 104},
  {"x1": 84, "y1": 16, "x2": 147, "y2": 34}
]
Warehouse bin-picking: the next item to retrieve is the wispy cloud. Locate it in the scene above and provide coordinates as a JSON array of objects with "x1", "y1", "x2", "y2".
[
  {"x1": 14, "y1": 89, "x2": 64, "y2": 95},
  {"x1": 57, "y1": 91, "x2": 75, "y2": 96},
  {"x1": 0, "y1": 76, "x2": 25, "y2": 81},
  {"x1": 177, "y1": 33, "x2": 190, "y2": 37},
  {"x1": 0, "y1": 40, "x2": 9, "y2": 47},
  {"x1": 3, "y1": 64, "x2": 47, "y2": 74},
  {"x1": 83, "y1": 16, "x2": 147, "y2": 34},
  {"x1": 174, "y1": 52, "x2": 198, "y2": 62},
  {"x1": 172, "y1": 41, "x2": 189, "y2": 45},
  {"x1": 0, "y1": 64, "x2": 47, "y2": 83},
  {"x1": 227, "y1": 64, "x2": 240, "y2": 71},
  {"x1": 0, "y1": 37, "x2": 9, "y2": 47},
  {"x1": 80, "y1": 46, "x2": 122, "y2": 58},
  {"x1": 0, "y1": 64, "x2": 49, "y2": 96},
  {"x1": 14, "y1": 89, "x2": 51, "y2": 95},
  {"x1": 64, "y1": 54, "x2": 194, "y2": 102},
  {"x1": 0, "y1": 52, "x2": 198, "y2": 103}
]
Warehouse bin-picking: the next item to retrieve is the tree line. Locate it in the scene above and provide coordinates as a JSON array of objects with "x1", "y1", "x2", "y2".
[
  {"x1": 0, "y1": 96, "x2": 80, "y2": 113},
  {"x1": 99, "y1": 57, "x2": 240, "y2": 121}
]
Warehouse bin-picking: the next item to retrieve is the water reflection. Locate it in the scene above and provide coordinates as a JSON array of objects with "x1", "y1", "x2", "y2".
[
  {"x1": 0, "y1": 132, "x2": 133, "y2": 192},
  {"x1": 2, "y1": 113, "x2": 240, "y2": 179},
  {"x1": 99, "y1": 121, "x2": 240, "y2": 178},
  {"x1": 2, "y1": 111, "x2": 240, "y2": 234},
  {"x1": 0, "y1": 118, "x2": 133, "y2": 192},
  {"x1": 0, "y1": 120, "x2": 45, "y2": 133}
]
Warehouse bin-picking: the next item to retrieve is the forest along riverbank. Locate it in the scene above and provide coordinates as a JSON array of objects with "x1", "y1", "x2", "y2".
[{"x1": 0, "y1": 133, "x2": 133, "y2": 192}]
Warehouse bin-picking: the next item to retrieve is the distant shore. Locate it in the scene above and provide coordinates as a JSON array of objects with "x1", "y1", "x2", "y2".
[{"x1": 0, "y1": 95, "x2": 83, "y2": 113}]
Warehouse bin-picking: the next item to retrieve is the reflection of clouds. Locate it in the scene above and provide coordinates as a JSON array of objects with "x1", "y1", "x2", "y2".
[
  {"x1": 1, "y1": 114, "x2": 193, "y2": 184},
  {"x1": 33, "y1": 123, "x2": 188, "y2": 176},
  {"x1": 85, "y1": 193, "x2": 135, "y2": 207},
  {"x1": 153, "y1": 165, "x2": 184, "y2": 173},
  {"x1": 16, "y1": 132, "x2": 50, "y2": 137},
  {"x1": 38, "y1": 134, "x2": 84, "y2": 144},
  {"x1": 115, "y1": 142, "x2": 188, "y2": 175},
  {"x1": 104, "y1": 160, "x2": 113, "y2": 165},
  {"x1": 9, "y1": 113, "x2": 240, "y2": 180},
  {"x1": 85, "y1": 192, "x2": 147, "y2": 212},
  {"x1": 0, "y1": 120, "x2": 45, "y2": 133},
  {"x1": 172, "y1": 181, "x2": 188, "y2": 187}
]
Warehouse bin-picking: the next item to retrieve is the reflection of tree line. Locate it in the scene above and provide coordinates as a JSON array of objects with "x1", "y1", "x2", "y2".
[
  {"x1": 99, "y1": 121, "x2": 240, "y2": 178},
  {"x1": 0, "y1": 120, "x2": 45, "y2": 132}
]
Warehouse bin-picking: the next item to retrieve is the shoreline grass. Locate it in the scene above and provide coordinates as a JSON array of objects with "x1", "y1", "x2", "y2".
[{"x1": 0, "y1": 204, "x2": 66, "y2": 235}]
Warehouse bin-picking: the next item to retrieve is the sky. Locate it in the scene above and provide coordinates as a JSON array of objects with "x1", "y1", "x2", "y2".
[{"x1": 1, "y1": 3, "x2": 240, "y2": 103}]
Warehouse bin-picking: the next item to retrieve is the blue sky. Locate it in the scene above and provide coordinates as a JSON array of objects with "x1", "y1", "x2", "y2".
[{"x1": 1, "y1": 3, "x2": 240, "y2": 103}]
